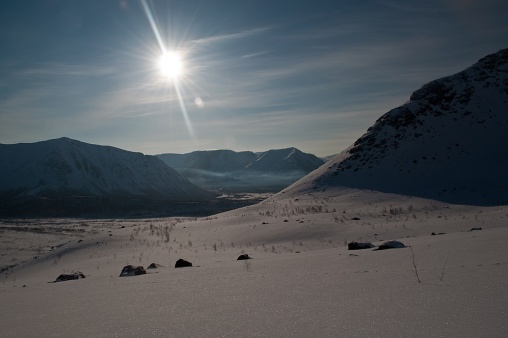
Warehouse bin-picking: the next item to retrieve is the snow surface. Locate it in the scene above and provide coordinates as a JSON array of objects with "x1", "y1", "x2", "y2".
[{"x1": 1, "y1": 189, "x2": 507, "y2": 337}]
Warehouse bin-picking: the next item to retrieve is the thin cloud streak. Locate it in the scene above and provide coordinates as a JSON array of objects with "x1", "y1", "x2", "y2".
[
  {"x1": 18, "y1": 63, "x2": 117, "y2": 78},
  {"x1": 187, "y1": 26, "x2": 273, "y2": 48},
  {"x1": 241, "y1": 51, "x2": 268, "y2": 59}
]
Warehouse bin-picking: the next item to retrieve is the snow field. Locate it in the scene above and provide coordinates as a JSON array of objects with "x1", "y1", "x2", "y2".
[{"x1": 1, "y1": 189, "x2": 507, "y2": 337}]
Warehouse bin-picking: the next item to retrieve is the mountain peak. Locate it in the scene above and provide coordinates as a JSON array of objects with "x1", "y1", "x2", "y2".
[
  {"x1": 156, "y1": 148, "x2": 325, "y2": 192},
  {"x1": 0, "y1": 138, "x2": 213, "y2": 203},
  {"x1": 283, "y1": 48, "x2": 508, "y2": 206},
  {"x1": 246, "y1": 147, "x2": 323, "y2": 173}
]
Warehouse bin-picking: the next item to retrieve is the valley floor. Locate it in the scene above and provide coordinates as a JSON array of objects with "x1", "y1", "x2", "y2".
[{"x1": 1, "y1": 189, "x2": 507, "y2": 337}]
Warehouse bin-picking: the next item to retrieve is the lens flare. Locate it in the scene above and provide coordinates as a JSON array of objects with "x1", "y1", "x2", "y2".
[{"x1": 194, "y1": 97, "x2": 204, "y2": 108}]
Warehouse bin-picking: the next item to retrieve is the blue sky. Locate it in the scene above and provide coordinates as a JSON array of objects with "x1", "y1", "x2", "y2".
[{"x1": 0, "y1": 0, "x2": 507, "y2": 156}]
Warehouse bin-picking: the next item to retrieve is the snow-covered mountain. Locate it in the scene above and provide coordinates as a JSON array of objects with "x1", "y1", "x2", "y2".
[
  {"x1": 281, "y1": 48, "x2": 508, "y2": 206},
  {"x1": 157, "y1": 150, "x2": 258, "y2": 172},
  {"x1": 156, "y1": 147, "x2": 324, "y2": 192},
  {"x1": 0, "y1": 137, "x2": 214, "y2": 202},
  {"x1": 319, "y1": 154, "x2": 337, "y2": 162},
  {"x1": 245, "y1": 147, "x2": 324, "y2": 173},
  {"x1": 157, "y1": 147, "x2": 323, "y2": 173}
]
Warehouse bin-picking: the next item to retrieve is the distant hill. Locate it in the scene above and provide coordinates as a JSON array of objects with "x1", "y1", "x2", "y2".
[
  {"x1": 157, "y1": 150, "x2": 257, "y2": 172},
  {"x1": 320, "y1": 154, "x2": 337, "y2": 162},
  {"x1": 245, "y1": 148, "x2": 325, "y2": 173},
  {"x1": 157, "y1": 147, "x2": 325, "y2": 192},
  {"x1": 0, "y1": 138, "x2": 215, "y2": 216},
  {"x1": 280, "y1": 48, "x2": 508, "y2": 206}
]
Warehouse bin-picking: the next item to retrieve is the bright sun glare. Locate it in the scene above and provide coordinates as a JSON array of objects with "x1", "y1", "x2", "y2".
[{"x1": 158, "y1": 51, "x2": 183, "y2": 80}]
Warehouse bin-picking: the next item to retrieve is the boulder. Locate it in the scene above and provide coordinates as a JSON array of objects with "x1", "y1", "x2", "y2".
[
  {"x1": 347, "y1": 242, "x2": 375, "y2": 250},
  {"x1": 119, "y1": 265, "x2": 146, "y2": 277},
  {"x1": 147, "y1": 263, "x2": 164, "y2": 269},
  {"x1": 237, "y1": 254, "x2": 252, "y2": 260},
  {"x1": 375, "y1": 240, "x2": 406, "y2": 250},
  {"x1": 175, "y1": 259, "x2": 192, "y2": 268},
  {"x1": 55, "y1": 272, "x2": 85, "y2": 282}
]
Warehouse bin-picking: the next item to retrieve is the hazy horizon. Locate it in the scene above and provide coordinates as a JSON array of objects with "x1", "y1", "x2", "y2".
[{"x1": 1, "y1": 0, "x2": 507, "y2": 157}]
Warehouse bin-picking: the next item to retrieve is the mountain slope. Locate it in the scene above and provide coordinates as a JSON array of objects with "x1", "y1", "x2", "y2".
[
  {"x1": 281, "y1": 48, "x2": 508, "y2": 206},
  {"x1": 0, "y1": 137, "x2": 213, "y2": 201},
  {"x1": 156, "y1": 148, "x2": 325, "y2": 192},
  {"x1": 245, "y1": 147, "x2": 324, "y2": 173},
  {"x1": 157, "y1": 150, "x2": 257, "y2": 172}
]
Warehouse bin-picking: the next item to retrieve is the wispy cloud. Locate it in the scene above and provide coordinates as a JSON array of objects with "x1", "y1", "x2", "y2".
[
  {"x1": 1, "y1": 0, "x2": 506, "y2": 155},
  {"x1": 19, "y1": 63, "x2": 116, "y2": 77},
  {"x1": 187, "y1": 26, "x2": 273, "y2": 48},
  {"x1": 241, "y1": 51, "x2": 268, "y2": 59}
]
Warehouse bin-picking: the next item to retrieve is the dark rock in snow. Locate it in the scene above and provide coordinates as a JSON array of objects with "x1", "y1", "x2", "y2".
[
  {"x1": 55, "y1": 271, "x2": 86, "y2": 282},
  {"x1": 237, "y1": 254, "x2": 252, "y2": 260},
  {"x1": 147, "y1": 263, "x2": 164, "y2": 269},
  {"x1": 175, "y1": 259, "x2": 192, "y2": 268},
  {"x1": 431, "y1": 232, "x2": 446, "y2": 236},
  {"x1": 348, "y1": 242, "x2": 375, "y2": 250},
  {"x1": 375, "y1": 241, "x2": 406, "y2": 250},
  {"x1": 470, "y1": 227, "x2": 483, "y2": 231},
  {"x1": 119, "y1": 265, "x2": 146, "y2": 277}
]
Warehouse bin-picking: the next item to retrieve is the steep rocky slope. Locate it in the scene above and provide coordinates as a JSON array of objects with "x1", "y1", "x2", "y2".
[{"x1": 282, "y1": 48, "x2": 508, "y2": 205}]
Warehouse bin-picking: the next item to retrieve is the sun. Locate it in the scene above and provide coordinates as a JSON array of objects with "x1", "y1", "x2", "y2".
[{"x1": 158, "y1": 51, "x2": 184, "y2": 80}]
